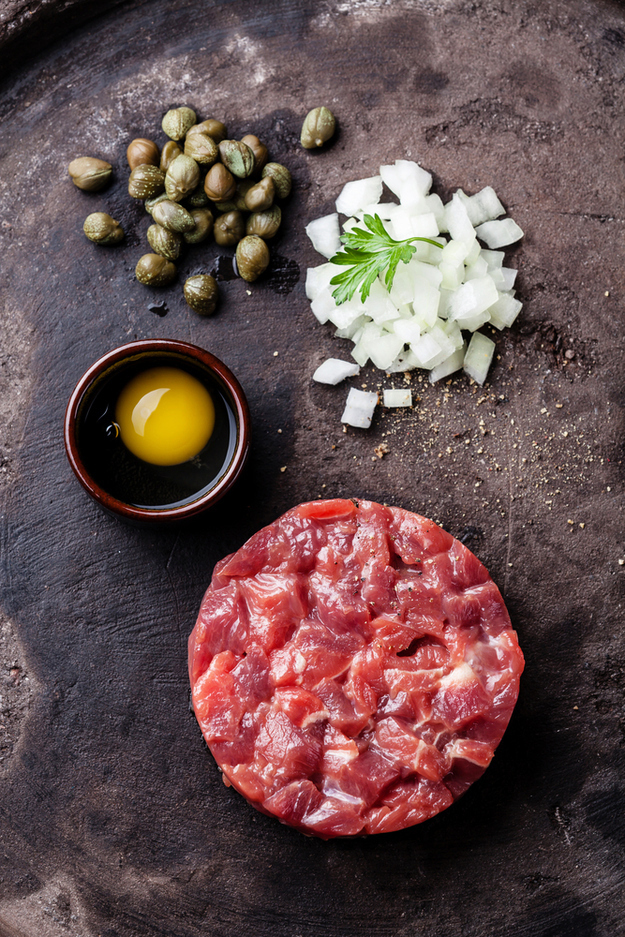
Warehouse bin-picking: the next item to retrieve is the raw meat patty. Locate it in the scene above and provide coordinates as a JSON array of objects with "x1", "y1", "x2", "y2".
[{"x1": 188, "y1": 499, "x2": 524, "y2": 838}]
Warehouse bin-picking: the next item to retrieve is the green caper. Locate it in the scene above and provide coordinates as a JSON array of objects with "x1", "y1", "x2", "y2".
[
  {"x1": 244, "y1": 176, "x2": 275, "y2": 212},
  {"x1": 151, "y1": 199, "x2": 195, "y2": 233},
  {"x1": 68, "y1": 157, "x2": 113, "y2": 192},
  {"x1": 183, "y1": 274, "x2": 219, "y2": 316},
  {"x1": 261, "y1": 162, "x2": 291, "y2": 199},
  {"x1": 184, "y1": 131, "x2": 219, "y2": 166},
  {"x1": 211, "y1": 199, "x2": 239, "y2": 213},
  {"x1": 161, "y1": 106, "x2": 197, "y2": 141},
  {"x1": 126, "y1": 138, "x2": 160, "y2": 170},
  {"x1": 128, "y1": 164, "x2": 166, "y2": 199},
  {"x1": 135, "y1": 253, "x2": 177, "y2": 286},
  {"x1": 204, "y1": 163, "x2": 237, "y2": 201},
  {"x1": 183, "y1": 208, "x2": 214, "y2": 244},
  {"x1": 213, "y1": 211, "x2": 246, "y2": 247},
  {"x1": 83, "y1": 212, "x2": 124, "y2": 245},
  {"x1": 165, "y1": 154, "x2": 201, "y2": 202},
  {"x1": 187, "y1": 119, "x2": 227, "y2": 143},
  {"x1": 235, "y1": 235, "x2": 270, "y2": 282},
  {"x1": 241, "y1": 134, "x2": 268, "y2": 176},
  {"x1": 218, "y1": 140, "x2": 255, "y2": 179},
  {"x1": 160, "y1": 140, "x2": 183, "y2": 172},
  {"x1": 147, "y1": 223, "x2": 183, "y2": 260},
  {"x1": 231, "y1": 179, "x2": 254, "y2": 210},
  {"x1": 185, "y1": 184, "x2": 211, "y2": 209},
  {"x1": 246, "y1": 204, "x2": 281, "y2": 240},
  {"x1": 145, "y1": 191, "x2": 170, "y2": 215},
  {"x1": 300, "y1": 106, "x2": 336, "y2": 149}
]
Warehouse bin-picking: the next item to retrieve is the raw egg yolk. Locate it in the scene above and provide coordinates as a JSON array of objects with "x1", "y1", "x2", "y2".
[{"x1": 115, "y1": 367, "x2": 215, "y2": 466}]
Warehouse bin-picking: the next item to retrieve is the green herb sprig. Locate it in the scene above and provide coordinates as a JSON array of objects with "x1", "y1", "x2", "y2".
[{"x1": 329, "y1": 213, "x2": 443, "y2": 305}]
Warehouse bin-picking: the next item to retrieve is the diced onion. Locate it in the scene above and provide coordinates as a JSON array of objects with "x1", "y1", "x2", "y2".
[
  {"x1": 383, "y1": 389, "x2": 412, "y2": 407},
  {"x1": 463, "y1": 333, "x2": 495, "y2": 385},
  {"x1": 341, "y1": 388, "x2": 378, "y2": 428},
  {"x1": 305, "y1": 161, "x2": 524, "y2": 398},
  {"x1": 335, "y1": 176, "x2": 383, "y2": 216},
  {"x1": 305, "y1": 214, "x2": 341, "y2": 258},
  {"x1": 475, "y1": 218, "x2": 524, "y2": 248},
  {"x1": 313, "y1": 358, "x2": 361, "y2": 385}
]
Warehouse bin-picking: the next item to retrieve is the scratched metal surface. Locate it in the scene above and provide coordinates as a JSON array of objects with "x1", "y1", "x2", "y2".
[{"x1": 0, "y1": 1, "x2": 624, "y2": 935}]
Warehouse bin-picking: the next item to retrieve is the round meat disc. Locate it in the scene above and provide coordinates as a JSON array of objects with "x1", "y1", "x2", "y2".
[{"x1": 188, "y1": 499, "x2": 524, "y2": 838}]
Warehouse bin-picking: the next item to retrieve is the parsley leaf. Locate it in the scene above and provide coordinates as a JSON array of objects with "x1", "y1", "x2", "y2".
[{"x1": 329, "y1": 213, "x2": 443, "y2": 305}]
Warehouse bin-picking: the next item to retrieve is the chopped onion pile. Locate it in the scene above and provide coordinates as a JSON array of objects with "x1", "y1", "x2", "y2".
[{"x1": 305, "y1": 160, "x2": 523, "y2": 387}]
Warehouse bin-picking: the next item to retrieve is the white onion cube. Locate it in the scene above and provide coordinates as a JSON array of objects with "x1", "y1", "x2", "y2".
[
  {"x1": 313, "y1": 358, "x2": 360, "y2": 385},
  {"x1": 341, "y1": 388, "x2": 378, "y2": 428},
  {"x1": 383, "y1": 388, "x2": 412, "y2": 407},
  {"x1": 445, "y1": 193, "x2": 476, "y2": 242},
  {"x1": 459, "y1": 187, "x2": 505, "y2": 226},
  {"x1": 447, "y1": 276, "x2": 499, "y2": 323},
  {"x1": 335, "y1": 176, "x2": 383, "y2": 216},
  {"x1": 487, "y1": 293, "x2": 523, "y2": 330},
  {"x1": 368, "y1": 332, "x2": 405, "y2": 370},
  {"x1": 500, "y1": 266, "x2": 518, "y2": 290},
  {"x1": 393, "y1": 317, "x2": 421, "y2": 345},
  {"x1": 476, "y1": 218, "x2": 524, "y2": 248},
  {"x1": 310, "y1": 288, "x2": 337, "y2": 324},
  {"x1": 305, "y1": 214, "x2": 341, "y2": 258},
  {"x1": 305, "y1": 263, "x2": 336, "y2": 300},
  {"x1": 464, "y1": 332, "x2": 495, "y2": 385},
  {"x1": 429, "y1": 344, "x2": 466, "y2": 382}
]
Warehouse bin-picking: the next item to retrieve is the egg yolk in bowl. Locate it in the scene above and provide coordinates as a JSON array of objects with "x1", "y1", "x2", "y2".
[{"x1": 115, "y1": 366, "x2": 215, "y2": 466}]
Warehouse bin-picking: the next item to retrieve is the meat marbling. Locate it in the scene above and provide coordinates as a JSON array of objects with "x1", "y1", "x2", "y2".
[{"x1": 188, "y1": 499, "x2": 524, "y2": 838}]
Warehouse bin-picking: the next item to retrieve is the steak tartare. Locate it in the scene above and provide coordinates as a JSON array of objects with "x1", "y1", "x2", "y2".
[{"x1": 188, "y1": 498, "x2": 524, "y2": 837}]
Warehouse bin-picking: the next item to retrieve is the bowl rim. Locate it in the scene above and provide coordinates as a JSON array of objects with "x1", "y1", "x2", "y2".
[{"x1": 64, "y1": 338, "x2": 251, "y2": 523}]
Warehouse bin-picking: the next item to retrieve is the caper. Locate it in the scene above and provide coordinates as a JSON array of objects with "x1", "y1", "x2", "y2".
[
  {"x1": 235, "y1": 235, "x2": 270, "y2": 282},
  {"x1": 218, "y1": 140, "x2": 255, "y2": 179},
  {"x1": 261, "y1": 162, "x2": 292, "y2": 199},
  {"x1": 187, "y1": 119, "x2": 227, "y2": 143},
  {"x1": 160, "y1": 140, "x2": 183, "y2": 173},
  {"x1": 183, "y1": 208, "x2": 214, "y2": 244},
  {"x1": 165, "y1": 154, "x2": 201, "y2": 202},
  {"x1": 147, "y1": 223, "x2": 183, "y2": 261},
  {"x1": 244, "y1": 176, "x2": 275, "y2": 212},
  {"x1": 128, "y1": 164, "x2": 166, "y2": 199},
  {"x1": 126, "y1": 138, "x2": 160, "y2": 170},
  {"x1": 204, "y1": 163, "x2": 237, "y2": 201},
  {"x1": 183, "y1": 274, "x2": 219, "y2": 316},
  {"x1": 241, "y1": 134, "x2": 268, "y2": 176},
  {"x1": 184, "y1": 131, "x2": 219, "y2": 166},
  {"x1": 211, "y1": 199, "x2": 239, "y2": 213},
  {"x1": 161, "y1": 106, "x2": 197, "y2": 141},
  {"x1": 135, "y1": 254, "x2": 177, "y2": 286},
  {"x1": 213, "y1": 211, "x2": 246, "y2": 247},
  {"x1": 83, "y1": 212, "x2": 124, "y2": 245},
  {"x1": 145, "y1": 191, "x2": 170, "y2": 215},
  {"x1": 231, "y1": 179, "x2": 254, "y2": 211},
  {"x1": 246, "y1": 204, "x2": 281, "y2": 240},
  {"x1": 185, "y1": 184, "x2": 211, "y2": 209},
  {"x1": 68, "y1": 157, "x2": 113, "y2": 192},
  {"x1": 300, "y1": 106, "x2": 336, "y2": 149},
  {"x1": 151, "y1": 199, "x2": 195, "y2": 233}
]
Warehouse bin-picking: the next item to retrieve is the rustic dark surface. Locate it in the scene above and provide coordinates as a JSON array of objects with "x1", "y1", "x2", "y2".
[{"x1": 0, "y1": 0, "x2": 624, "y2": 935}]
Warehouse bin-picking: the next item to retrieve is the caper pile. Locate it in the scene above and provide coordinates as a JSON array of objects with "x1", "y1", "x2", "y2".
[{"x1": 70, "y1": 105, "x2": 293, "y2": 316}]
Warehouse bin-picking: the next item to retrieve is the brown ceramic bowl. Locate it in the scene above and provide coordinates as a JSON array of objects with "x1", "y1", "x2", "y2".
[{"x1": 64, "y1": 339, "x2": 251, "y2": 525}]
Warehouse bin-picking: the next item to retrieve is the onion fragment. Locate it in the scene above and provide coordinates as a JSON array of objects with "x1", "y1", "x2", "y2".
[
  {"x1": 463, "y1": 333, "x2": 495, "y2": 385},
  {"x1": 341, "y1": 388, "x2": 378, "y2": 428},
  {"x1": 383, "y1": 389, "x2": 412, "y2": 407},
  {"x1": 313, "y1": 358, "x2": 360, "y2": 385}
]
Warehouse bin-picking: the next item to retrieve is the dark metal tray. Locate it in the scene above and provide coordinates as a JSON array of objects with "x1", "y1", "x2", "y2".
[{"x1": 1, "y1": 1, "x2": 624, "y2": 934}]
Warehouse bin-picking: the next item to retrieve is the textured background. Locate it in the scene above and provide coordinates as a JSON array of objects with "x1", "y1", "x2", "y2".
[{"x1": 0, "y1": 1, "x2": 624, "y2": 935}]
